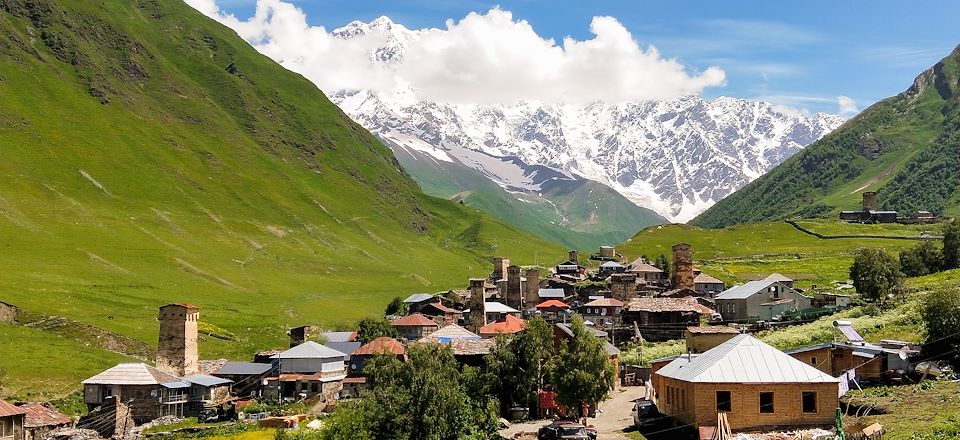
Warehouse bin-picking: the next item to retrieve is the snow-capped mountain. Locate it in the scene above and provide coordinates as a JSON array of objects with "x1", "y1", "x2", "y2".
[{"x1": 327, "y1": 17, "x2": 846, "y2": 223}]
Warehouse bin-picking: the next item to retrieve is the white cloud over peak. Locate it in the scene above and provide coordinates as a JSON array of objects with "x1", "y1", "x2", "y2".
[
  {"x1": 837, "y1": 96, "x2": 859, "y2": 116},
  {"x1": 184, "y1": 0, "x2": 726, "y2": 104}
]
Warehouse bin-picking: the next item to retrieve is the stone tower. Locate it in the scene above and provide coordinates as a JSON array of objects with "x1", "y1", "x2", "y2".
[
  {"x1": 862, "y1": 191, "x2": 877, "y2": 211},
  {"x1": 156, "y1": 303, "x2": 199, "y2": 377},
  {"x1": 672, "y1": 243, "x2": 694, "y2": 291},
  {"x1": 467, "y1": 278, "x2": 487, "y2": 333},
  {"x1": 524, "y1": 267, "x2": 541, "y2": 307},
  {"x1": 492, "y1": 257, "x2": 511, "y2": 281},
  {"x1": 568, "y1": 250, "x2": 579, "y2": 264},
  {"x1": 610, "y1": 273, "x2": 638, "y2": 301},
  {"x1": 506, "y1": 265, "x2": 523, "y2": 310}
]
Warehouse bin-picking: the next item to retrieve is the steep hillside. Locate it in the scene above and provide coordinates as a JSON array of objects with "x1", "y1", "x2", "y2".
[
  {"x1": 384, "y1": 135, "x2": 665, "y2": 249},
  {"x1": 693, "y1": 45, "x2": 960, "y2": 228},
  {"x1": 0, "y1": 0, "x2": 563, "y2": 376}
]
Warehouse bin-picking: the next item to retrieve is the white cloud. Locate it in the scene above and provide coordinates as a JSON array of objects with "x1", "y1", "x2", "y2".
[
  {"x1": 837, "y1": 96, "x2": 859, "y2": 116},
  {"x1": 184, "y1": 0, "x2": 726, "y2": 104}
]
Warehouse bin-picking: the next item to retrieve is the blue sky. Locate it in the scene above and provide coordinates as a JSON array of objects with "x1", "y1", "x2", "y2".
[{"x1": 215, "y1": 0, "x2": 960, "y2": 114}]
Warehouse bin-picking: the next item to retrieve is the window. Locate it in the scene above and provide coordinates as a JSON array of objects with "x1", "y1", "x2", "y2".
[
  {"x1": 810, "y1": 356, "x2": 817, "y2": 366},
  {"x1": 759, "y1": 392, "x2": 774, "y2": 413},
  {"x1": 680, "y1": 389, "x2": 686, "y2": 411},
  {"x1": 802, "y1": 391, "x2": 817, "y2": 413},
  {"x1": 1, "y1": 418, "x2": 11, "y2": 438},
  {"x1": 716, "y1": 390, "x2": 732, "y2": 412}
]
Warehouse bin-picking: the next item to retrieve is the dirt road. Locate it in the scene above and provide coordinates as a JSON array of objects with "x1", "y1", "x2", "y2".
[{"x1": 498, "y1": 386, "x2": 646, "y2": 439}]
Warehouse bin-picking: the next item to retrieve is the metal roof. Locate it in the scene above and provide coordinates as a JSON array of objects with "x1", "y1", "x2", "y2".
[
  {"x1": 555, "y1": 322, "x2": 607, "y2": 338},
  {"x1": 484, "y1": 302, "x2": 519, "y2": 313},
  {"x1": 319, "y1": 331, "x2": 357, "y2": 343},
  {"x1": 479, "y1": 315, "x2": 526, "y2": 336},
  {"x1": 161, "y1": 382, "x2": 190, "y2": 389},
  {"x1": 600, "y1": 261, "x2": 624, "y2": 268},
  {"x1": 426, "y1": 324, "x2": 481, "y2": 340},
  {"x1": 715, "y1": 280, "x2": 779, "y2": 300},
  {"x1": 214, "y1": 362, "x2": 273, "y2": 376},
  {"x1": 538, "y1": 288, "x2": 566, "y2": 299},
  {"x1": 391, "y1": 313, "x2": 439, "y2": 327},
  {"x1": 182, "y1": 374, "x2": 233, "y2": 387},
  {"x1": 20, "y1": 404, "x2": 71, "y2": 428},
  {"x1": 325, "y1": 342, "x2": 362, "y2": 359},
  {"x1": 352, "y1": 337, "x2": 406, "y2": 356},
  {"x1": 0, "y1": 399, "x2": 25, "y2": 417},
  {"x1": 82, "y1": 363, "x2": 181, "y2": 386},
  {"x1": 403, "y1": 293, "x2": 435, "y2": 304},
  {"x1": 604, "y1": 341, "x2": 621, "y2": 356},
  {"x1": 277, "y1": 341, "x2": 347, "y2": 360},
  {"x1": 656, "y1": 334, "x2": 839, "y2": 384}
]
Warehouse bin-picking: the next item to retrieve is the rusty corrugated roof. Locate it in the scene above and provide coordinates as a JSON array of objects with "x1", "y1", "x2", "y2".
[
  {"x1": 479, "y1": 315, "x2": 526, "y2": 336},
  {"x1": 20, "y1": 404, "x2": 72, "y2": 428},
  {"x1": 0, "y1": 399, "x2": 25, "y2": 417},
  {"x1": 352, "y1": 337, "x2": 406, "y2": 356},
  {"x1": 391, "y1": 313, "x2": 439, "y2": 327}
]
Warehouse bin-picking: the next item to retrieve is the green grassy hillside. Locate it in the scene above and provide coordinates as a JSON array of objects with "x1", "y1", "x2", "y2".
[
  {"x1": 693, "y1": 44, "x2": 960, "y2": 228},
  {"x1": 619, "y1": 220, "x2": 941, "y2": 289},
  {"x1": 386, "y1": 139, "x2": 665, "y2": 249},
  {"x1": 0, "y1": 0, "x2": 564, "y2": 398}
]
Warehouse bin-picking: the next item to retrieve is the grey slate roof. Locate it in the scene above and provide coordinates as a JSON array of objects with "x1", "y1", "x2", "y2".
[
  {"x1": 656, "y1": 334, "x2": 838, "y2": 384},
  {"x1": 320, "y1": 331, "x2": 357, "y2": 343},
  {"x1": 715, "y1": 280, "x2": 779, "y2": 300},
  {"x1": 182, "y1": 374, "x2": 233, "y2": 387},
  {"x1": 403, "y1": 293, "x2": 435, "y2": 303},
  {"x1": 604, "y1": 341, "x2": 621, "y2": 356},
  {"x1": 485, "y1": 302, "x2": 519, "y2": 313},
  {"x1": 326, "y1": 342, "x2": 362, "y2": 359},
  {"x1": 214, "y1": 362, "x2": 273, "y2": 376},
  {"x1": 555, "y1": 322, "x2": 607, "y2": 338},
  {"x1": 600, "y1": 261, "x2": 624, "y2": 268},
  {"x1": 278, "y1": 341, "x2": 347, "y2": 360},
  {"x1": 538, "y1": 288, "x2": 565, "y2": 299}
]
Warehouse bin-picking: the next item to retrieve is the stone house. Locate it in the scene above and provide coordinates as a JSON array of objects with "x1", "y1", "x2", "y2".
[
  {"x1": 684, "y1": 326, "x2": 740, "y2": 353},
  {"x1": 20, "y1": 404, "x2": 72, "y2": 440},
  {"x1": 180, "y1": 374, "x2": 232, "y2": 415},
  {"x1": 211, "y1": 362, "x2": 273, "y2": 399},
  {"x1": 391, "y1": 313, "x2": 440, "y2": 341},
  {"x1": 626, "y1": 258, "x2": 666, "y2": 285},
  {"x1": 653, "y1": 334, "x2": 839, "y2": 432},
  {"x1": 580, "y1": 298, "x2": 624, "y2": 327},
  {"x1": 622, "y1": 297, "x2": 715, "y2": 340},
  {"x1": 264, "y1": 342, "x2": 347, "y2": 404},
  {"x1": 418, "y1": 302, "x2": 463, "y2": 326},
  {"x1": 0, "y1": 400, "x2": 25, "y2": 440},
  {"x1": 535, "y1": 300, "x2": 570, "y2": 322},
  {"x1": 479, "y1": 315, "x2": 526, "y2": 338},
  {"x1": 693, "y1": 273, "x2": 726, "y2": 297},
  {"x1": 81, "y1": 363, "x2": 187, "y2": 422},
  {"x1": 342, "y1": 337, "x2": 407, "y2": 398},
  {"x1": 483, "y1": 302, "x2": 520, "y2": 325},
  {"x1": 714, "y1": 280, "x2": 811, "y2": 322}
]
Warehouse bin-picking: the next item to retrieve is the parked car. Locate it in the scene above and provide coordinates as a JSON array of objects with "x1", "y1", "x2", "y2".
[
  {"x1": 537, "y1": 420, "x2": 592, "y2": 440},
  {"x1": 632, "y1": 398, "x2": 658, "y2": 427}
]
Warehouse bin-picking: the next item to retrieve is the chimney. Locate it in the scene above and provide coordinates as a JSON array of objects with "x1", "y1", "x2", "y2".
[
  {"x1": 156, "y1": 303, "x2": 199, "y2": 376},
  {"x1": 862, "y1": 191, "x2": 877, "y2": 211},
  {"x1": 672, "y1": 243, "x2": 694, "y2": 291},
  {"x1": 507, "y1": 265, "x2": 522, "y2": 310},
  {"x1": 524, "y1": 267, "x2": 541, "y2": 307}
]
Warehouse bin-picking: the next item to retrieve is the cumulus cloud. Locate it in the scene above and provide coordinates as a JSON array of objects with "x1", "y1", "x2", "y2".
[
  {"x1": 184, "y1": 0, "x2": 726, "y2": 104},
  {"x1": 837, "y1": 96, "x2": 859, "y2": 116}
]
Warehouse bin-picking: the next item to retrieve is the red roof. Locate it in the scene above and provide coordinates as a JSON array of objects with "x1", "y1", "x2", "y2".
[
  {"x1": 423, "y1": 302, "x2": 461, "y2": 314},
  {"x1": 0, "y1": 400, "x2": 25, "y2": 417},
  {"x1": 535, "y1": 300, "x2": 570, "y2": 309},
  {"x1": 20, "y1": 404, "x2": 72, "y2": 428},
  {"x1": 352, "y1": 337, "x2": 406, "y2": 356},
  {"x1": 479, "y1": 315, "x2": 526, "y2": 336},
  {"x1": 391, "y1": 313, "x2": 439, "y2": 327}
]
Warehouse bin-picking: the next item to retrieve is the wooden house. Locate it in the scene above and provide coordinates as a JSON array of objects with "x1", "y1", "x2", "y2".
[
  {"x1": 626, "y1": 258, "x2": 667, "y2": 285},
  {"x1": 418, "y1": 302, "x2": 463, "y2": 326},
  {"x1": 653, "y1": 334, "x2": 839, "y2": 432},
  {"x1": 535, "y1": 300, "x2": 571, "y2": 322},
  {"x1": 0, "y1": 400, "x2": 25, "y2": 440}
]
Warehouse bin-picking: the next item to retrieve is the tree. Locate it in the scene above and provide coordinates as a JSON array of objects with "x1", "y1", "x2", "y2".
[
  {"x1": 549, "y1": 315, "x2": 615, "y2": 420},
  {"x1": 849, "y1": 248, "x2": 904, "y2": 305},
  {"x1": 654, "y1": 254, "x2": 670, "y2": 275},
  {"x1": 943, "y1": 221, "x2": 960, "y2": 270},
  {"x1": 384, "y1": 296, "x2": 407, "y2": 317},
  {"x1": 357, "y1": 317, "x2": 398, "y2": 344},
  {"x1": 921, "y1": 286, "x2": 960, "y2": 369},
  {"x1": 899, "y1": 240, "x2": 942, "y2": 277},
  {"x1": 484, "y1": 316, "x2": 553, "y2": 413},
  {"x1": 320, "y1": 343, "x2": 496, "y2": 440}
]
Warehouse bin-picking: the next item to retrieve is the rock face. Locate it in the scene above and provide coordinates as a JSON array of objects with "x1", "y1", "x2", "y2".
[{"x1": 327, "y1": 18, "x2": 845, "y2": 222}]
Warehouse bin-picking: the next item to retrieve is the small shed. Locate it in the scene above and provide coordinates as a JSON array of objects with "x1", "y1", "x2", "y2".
[
  {"x1": 0, "y1": 400, "x2": 25, "y2": 440},
  {"x1": 20, "y1": 404, "x2": 72, "y2": 440}
]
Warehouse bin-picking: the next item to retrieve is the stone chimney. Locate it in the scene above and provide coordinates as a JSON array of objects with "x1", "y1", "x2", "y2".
[
  {"x1": 524, "y1": 267, "x2": 541, "y2": 307},
  {"x1": 862, "y1": 191, "x2": 877, "y2": 211},
  {"x1": 672, "y1": 243, "x2": 694, "y2": 291},
  {"x1": 492, "y1": 257, "x2": 510, "y2": 280},
  {"x1": 288, "y1": 325, "x2": 311, "y2": 348},
  {"x1": 156, "y1": 303, "x2": 199, "y2": 376},
  {"x1": 507, "y1": 265, "x2": 522, "y2": 310},
  {"x1": 610, "y1": 273, "x2": 638, "y2": 301},
  {"x1": 467, "y1": 278, "x2": 487, "y2": 333}
]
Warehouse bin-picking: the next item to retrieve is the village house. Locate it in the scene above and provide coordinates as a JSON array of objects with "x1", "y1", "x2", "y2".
[
  {"x1": 342, "y1": 337, "x2": 407, "y2": 398},
  {"x1": 81, "y1": 363, "x2": 187, "y2": 421},
  {"x1": 653, "y1": 334, "x2": 839, "y2": 432},
  {"x1": 391, "y1": 313, "x2": 441, "y2": 341},
  {"x1": 786, "y1": 321, "x2": 920, "y2": 384},
  {"x1": 598, "y1": 261, "x2": 626, "y2": 277},
  {"x1": 418, "y1": 302, "x2": 463, "y2": 326},
  {"x1": 479, "y1": 315, "x2": 526, "y2": 338},
  {"x1": 180, "y1": 374, "x2": 232, "y2": 415},
  {"x1": 622, "y1": 297, "x2": 715, "y2": 340},
  {"x1": 264, "y1": 341, "x2": 347, "y2": 404},
  {"x1": 626, "y1": 257, "x2": 667, "y2": 285},
  {"x1": 20, "y1": 404, "x2": 72, "y2": 440},
  {"x1": 714, "y1": 280, "x2": 811, "y2": 322},
  {"x1": 693, "y1": 273, "x2": 726, "y2": 297},
  {"x1": 763, "y1": 273, "x2": 794, "y2": 288},
  {"x1": 423, "y1": 323, "x2": 481, "y2": 341},
  {"x1": 0, "y1": 400, "x2": 25, "y2": 440},
  {"x1": 684, "y1": 326, "x2": 740, "y2": 354},
  {"x1": 484, "y1": 301, "x2": 521, "y2": 324},
  {"x1": 401, "y1": 293, "x2": 438, "y2": 315},
  {"x1": 537, "y1": 288, "x2": 566, "y2": 302},
  {"x1": 580, "y1": 297, "x2": 624, "y2": 327},
  {"x1": 535, "y1": 299, "x2": 571, "y2": 322},
  {"x1": 554, "y1": 251, "x2": 586, "y2": 282},
  {"x1": 211, "y1": 362, "x2": 273, "y2": 398}
]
